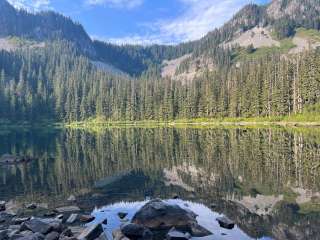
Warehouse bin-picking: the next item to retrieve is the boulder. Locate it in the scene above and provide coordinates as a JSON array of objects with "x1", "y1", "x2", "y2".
[
  {"x1": 120, "y1": 223, "x2": 152, "y2": 240},
  {"x1": 216, "y1": 217, "x2": 234, "y2": 229},
  {"x1": 77, "y1": 224, "x2": 103, "y2": 240},
  {"x1": 44, "y1": 232, "x2": 60, "y2": 240},
  {"x1": 166, "y1": 228, "x2": 191, "y2": 240},
  {"x1": 132, "y1": 199, "x2": 211, "y2": 237},
  {"x1": 20, "y1": 219, "x2": 53, "y2": 235},
  {"x1": 16, "y1": 232, "x2": 45, "y2": 240}
]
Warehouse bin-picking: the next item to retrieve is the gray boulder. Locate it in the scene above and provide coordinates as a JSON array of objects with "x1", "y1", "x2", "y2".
[
  {"x1": 20, "y1": 219, "x2": 53, "y2": 235},
  {"x1": 132, "y1": 199, "x2": 211, "y2": 237},
  {"x1": 216, "y1": 217, "x2": 234, "y2": 229},
  {"x1": 44, "y1": 232, "x2": 60, "y2": 240}
]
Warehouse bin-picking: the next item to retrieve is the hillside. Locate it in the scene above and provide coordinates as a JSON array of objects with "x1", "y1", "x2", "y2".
[{"x1": 0, "y1": 0, "x2": 319, "y2": 123}]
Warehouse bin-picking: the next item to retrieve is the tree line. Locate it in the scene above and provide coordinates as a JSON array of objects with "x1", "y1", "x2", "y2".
[{"x1": 0, "y1": 41, "x2": 319, "y2": 122}]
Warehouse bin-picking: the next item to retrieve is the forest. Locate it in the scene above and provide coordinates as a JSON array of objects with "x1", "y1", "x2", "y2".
[{"x1": 0, "y1": 40, "x2": 319, "y2": 123}]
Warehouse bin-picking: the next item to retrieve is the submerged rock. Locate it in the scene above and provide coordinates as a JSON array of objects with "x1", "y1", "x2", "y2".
[
  {"x1": 117, "y1": 212, "x2": 128, "y2": 220},
  {"x1": 77, "y1": 224, "x2": 103, "y2": 240},
  {"x1": 216, "y1": 217, "x2": 235, "y2": 229},
  {"x1": 132, "y1": 199, "x2": 211, "y2": 237}
]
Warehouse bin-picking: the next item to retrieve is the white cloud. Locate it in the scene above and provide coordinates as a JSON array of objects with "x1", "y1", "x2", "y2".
[
  {"x1": 100, "y1": 0, "x2": 256, "y2": 45},
  {"x1": 86, "y1": 0, "x2": 143, "y2": 9},
  {"x1": 7, "y1": 0, "x2": 52, "y2": 11}
]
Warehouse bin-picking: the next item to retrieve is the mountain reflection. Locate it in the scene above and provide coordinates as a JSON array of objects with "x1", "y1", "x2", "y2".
[{"x1": 0, "y1": 127, "x2": 319, "y2": 239}]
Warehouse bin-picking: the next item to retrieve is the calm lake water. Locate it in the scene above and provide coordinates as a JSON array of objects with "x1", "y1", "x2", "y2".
[{"x1": 0, "y1": 127, "x2": 320, "y2": 239}]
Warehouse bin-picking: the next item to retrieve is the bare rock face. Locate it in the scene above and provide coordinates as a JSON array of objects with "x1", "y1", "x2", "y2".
[{"x1": 132, "y1": 199, "x2": 211, "y2": 237}]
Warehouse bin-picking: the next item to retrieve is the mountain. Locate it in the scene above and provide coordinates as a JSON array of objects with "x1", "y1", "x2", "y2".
[{"x1": 0, "y1": 0, "x2": 319, "y2": 123}]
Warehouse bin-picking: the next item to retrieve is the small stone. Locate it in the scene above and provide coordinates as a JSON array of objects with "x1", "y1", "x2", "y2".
[
  {"x1": 45, "y1": 231, "x2": 60, "y2": 240},
  {"x1": 66, "y1": 214, "x2": 78, "y2": 224},
  {"x1": 210, "y1": 204, "x2": 217, "y2": 209},
  {"x1": 61, "y1": 228, "x2": 73, "y2": 237},
  {"x1": 77, "y1": 224, "x2": 103, "y2": 240},
  {"x1": 216, "y1": 216, "x2": 235, "y2": 229},
  {"x1": 79, "y1": 215, "x2": 94, "y2": 223},
  {"x1": 12, "y1": 217, "x2": 31, "y2": 225},
  {"x1": 117, "y1": 212, "x2": 127, "y2": 219},
  {"x1": 44, "y1": 212, "x2": 56, "y2": 217},
  {"x1": 26, "y1": 203, "x2": 37, "y2": 210},
  {"x1": 55, "y1": 206, "x2": 80, "y2": 213},
  {"x1": 172, "y1": 195, "x2": 179, "y2": 199},
  {"x1": 0, "y1": 201, "x2": 5, "y2": 212},
  {"x1": 102, "y1": 219, "x2": 108, "y2": 225},
  {"x1": 67, "y1": 196, "x2": 76, "y2": 202}
]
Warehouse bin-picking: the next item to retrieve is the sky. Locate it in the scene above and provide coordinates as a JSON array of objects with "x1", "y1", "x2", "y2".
[{"x1": 7, "y1": 0, "x2": 270, "y2": 45}]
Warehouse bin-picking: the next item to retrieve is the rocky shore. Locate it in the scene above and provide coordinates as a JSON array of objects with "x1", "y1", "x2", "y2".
[{"x1": 0, "y1": 198, "x2": 235, "y2": 240}]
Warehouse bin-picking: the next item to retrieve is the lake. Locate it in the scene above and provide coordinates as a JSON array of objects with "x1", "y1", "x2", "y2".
[{"x1": 0, "y1": 127, "x2": 320, "y2": 239}]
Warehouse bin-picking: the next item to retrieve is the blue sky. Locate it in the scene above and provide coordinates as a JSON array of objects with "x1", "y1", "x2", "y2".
[{"x1": 7, "y1": 0, "x2": 270, "y2": 44}]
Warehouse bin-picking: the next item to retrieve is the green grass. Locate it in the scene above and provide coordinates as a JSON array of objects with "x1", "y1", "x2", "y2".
[
  {"x1": 234, "y1": 38, "x2": 296, "y2": 61},
  {"x1": 295, "y1": 27, "x2": 320, "y2": 43}
]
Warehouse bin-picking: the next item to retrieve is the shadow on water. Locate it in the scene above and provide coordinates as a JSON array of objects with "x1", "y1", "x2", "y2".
[{"x1": 0, "y1": 127, "x2": 320, "y2": 239}]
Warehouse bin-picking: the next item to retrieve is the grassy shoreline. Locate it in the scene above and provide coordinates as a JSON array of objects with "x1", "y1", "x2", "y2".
[{"x1": 66, "y1": 114, "x2": 320, "y2": 129}]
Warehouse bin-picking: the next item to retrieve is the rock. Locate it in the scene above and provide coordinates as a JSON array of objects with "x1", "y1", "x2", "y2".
[
  {"x1": 12, "y1": 217, "x2": 31, "y2": 225},
  {"x1": 48, "y1": 222, "x2": 64, "y2": 233},
  {"x1": 0, "y1": 154, "x2": 31, "y2": 165},
  {"x1": 79, "y1": 215, "x2": 94, "y2": 223},
  {"x1": 16, "y1": 232, "x2": 45, "y2": 240},
  {"x1": 132, "y1": 199, "x2": 211, "y2": 237},
  {"x1": 67, "y1": 196, "x2": 76, "y2": 202},
  {"x1": 172, "y1": 195, "x2": 180, "y2": 199},
  {"x1": 209, "y1": 204, "x2": 216, "y2": 209},
  {"x1": 120, "y1": 223, "x2": 152, "y2": 240},
  {"x1": 0, "y1": 230, "x2": 8, "y2": 240},
  {"x1": 95, "y1": 233, "x2": 107, "y2": 240},
  {"x1": 66, "y1": 214, "x2": 78, "y2": 224},
  {"x1": 0, "y1": 216, "x2": 5, "y2": 224},
  {"x1": 101, "y1": 219, "x2": 107, "y2": 225},
  {"x1": 77, "y1": 224, "x2": 103, "y2": 240},
  {"x1": 112, "y1": 229, "x2": 129, "y2": 240},
  {"x1": 20, "y1": 219, "x2": 53, "y2": 235},
  {"x1": 68, "y1": 227, "x2": 85, "y2": 238},
  {"x1": 45, "y1": 232, "x2": 60, "y2": 240},
  {"x1": 117, "y1": 212, "x2": 127, "y2": 220},
  {"x1": 61, "y1": 229, "x2": 73, "y2": 237},
  {"x1": 55, "y1": 207, "x2": 80, "y2": 214},
  {"x1": 44, "y1": 212, "x2": 56, "y2": 218},
  {"x1": 0, "y1": 202, "x2": 5, "y2": 212},
  {"x1": 166, "y1": 228, "x2": 191, "y2": 240},
  {"x1": 189, "y1": 223, "x2": 212, "y2": 237},
  {"x1": 26, "y1": 204, "x2": 37, "y2": 210},
  {"x1": 216, "y1": 217, "x2": 235, "y2": 229},
  {"x1": 55, "y1": 215, "x2": 64, "y2": 221}
]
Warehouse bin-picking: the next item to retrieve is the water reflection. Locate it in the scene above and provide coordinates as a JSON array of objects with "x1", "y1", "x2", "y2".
[{"x1": 0, "y1": 127, "x2": 319, "y2": 239}]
